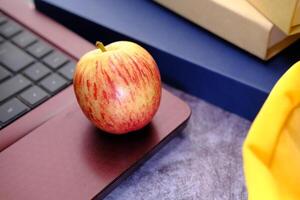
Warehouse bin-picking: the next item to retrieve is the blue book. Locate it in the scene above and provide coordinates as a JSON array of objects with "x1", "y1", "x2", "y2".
[{"x1": 35, "y1": 0, "x2": 300, "y2": 120}]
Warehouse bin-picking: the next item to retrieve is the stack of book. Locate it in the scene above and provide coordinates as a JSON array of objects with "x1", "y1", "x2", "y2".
[
  {"x1": 155, "y1": 0, "x2": 300, "y2": 60},
  {"x1": 248, "y1": 0, "x2": 300, "y2": 35},
  {"x1": 35, "y1": 0, "x2": 300, "y2": 120}
]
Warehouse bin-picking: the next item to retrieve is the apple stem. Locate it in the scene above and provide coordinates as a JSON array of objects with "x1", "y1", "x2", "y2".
[{"x1": 96, "y1": 41, "x2": 107, "y2": 52}]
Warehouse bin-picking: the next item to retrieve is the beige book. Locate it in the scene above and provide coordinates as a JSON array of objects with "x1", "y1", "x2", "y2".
[
  {"x1": 155, "y1": 0, "x2": 300, "y2": 60},
  {"x1": 248, "y1": 0, "x2": 300, "y2": 35}
]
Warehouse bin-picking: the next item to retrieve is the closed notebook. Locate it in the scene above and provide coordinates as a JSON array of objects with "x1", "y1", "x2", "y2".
[
  {"x1": 155, "y1": 0, "x2": 300, "y2": 60},
  {"x1": 248, "y1": 0, "x2": 300, "y2": 35}
]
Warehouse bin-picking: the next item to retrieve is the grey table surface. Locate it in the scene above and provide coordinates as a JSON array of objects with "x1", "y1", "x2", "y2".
[{"x1": 104, "y1": 85, "x2": 251, "y2": 200}]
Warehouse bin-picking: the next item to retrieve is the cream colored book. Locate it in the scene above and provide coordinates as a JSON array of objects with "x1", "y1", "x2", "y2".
[
  {"x1": 248, "y1": 0, "x2": 300, "y2": 35},
  {"x1": 155, "y1": 0, "x2": 300, "y2": 60}
]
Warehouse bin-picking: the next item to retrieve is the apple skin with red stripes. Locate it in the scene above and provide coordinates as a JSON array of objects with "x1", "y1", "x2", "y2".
[{"x1": 73, "y1": 41, "x2": 162, "y2": 134}]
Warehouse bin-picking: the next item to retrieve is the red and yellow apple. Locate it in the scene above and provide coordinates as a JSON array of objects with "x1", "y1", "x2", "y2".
[{"x1": 73, "y1": 41, "x2": 161, "y2": 134}]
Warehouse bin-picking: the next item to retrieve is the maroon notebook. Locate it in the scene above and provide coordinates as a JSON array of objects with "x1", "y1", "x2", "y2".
[
  {"x1": 0, "y1": 89, "x2": 190, "y2": 199},
  {"x1": 0, "y1": 0, "x2": 191, "y2": 199}
]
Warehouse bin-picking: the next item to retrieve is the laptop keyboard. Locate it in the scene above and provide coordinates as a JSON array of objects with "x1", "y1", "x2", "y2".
[{"x1": 0, "y1": 12, "x2": 76, "y2": 129}]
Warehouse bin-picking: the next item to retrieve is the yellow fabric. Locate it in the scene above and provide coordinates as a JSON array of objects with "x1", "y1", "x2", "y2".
[{"x1": 243, "y1": 61, "x2": 300, "y2": 200}]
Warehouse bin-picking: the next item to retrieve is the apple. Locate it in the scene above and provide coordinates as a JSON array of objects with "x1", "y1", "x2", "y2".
[{"x1": 73, "y1": 41, "x2": 162, "y2": 134}]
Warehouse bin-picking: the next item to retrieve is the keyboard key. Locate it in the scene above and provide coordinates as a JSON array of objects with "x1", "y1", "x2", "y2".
[
  {"x1": 39, "y1": 74, "x2": 67, "y2": 94},
  {"x1": 0, "y1": 98, "x2": 28, "y2": 124},
  {"x1": 43, "y1": 51, "x2": 69, "y2": 69},
  {"x1": 0, "y1": 75, "x2": 31, "y2": 102},
  {"x1": 0, "y1": 20, "x2": 22, "y2": 38},
  {"x1": 19, "y1": 86, "x2": 49, "y2": 107},
  {"x1": 0, "y1": 42, "x2": 34, "y2": 72},
  {"x1": 0, "y1": 12, "x2": 7, "y2": 25},
  {"x1": 0, "y1": 64, "x2": 11, "y2": 81},
  {"x1": 12, "y1": 31, "x2": 37, "y2": 48},
  {"x1": 23, "y1": 62, "x2": 51, "y2": 81},
  {"x1": 26, "y1": 41, "x2": 52, "y2": 58},
  {"x1": 58, "y1": 61, "x2": 76, "y2": 80}
]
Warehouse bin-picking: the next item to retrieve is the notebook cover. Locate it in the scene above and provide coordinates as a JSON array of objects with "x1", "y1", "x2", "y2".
[
  {"x1": 248, "y1": 0, "x2": 300, "y2": 35},
  {"x1": 155, "y1": 0, "x2": 300, "y2": 60},
  {"x1": 34, "y1": 0, "x2": 300, "y2": 120}
]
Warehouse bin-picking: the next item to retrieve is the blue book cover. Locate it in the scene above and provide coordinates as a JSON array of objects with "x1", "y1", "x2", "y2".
[{"x1": 35, "y1": 0, "x2": 300, "y2": 120}]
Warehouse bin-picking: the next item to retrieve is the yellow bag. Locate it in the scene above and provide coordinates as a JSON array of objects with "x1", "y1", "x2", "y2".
[{"x1": 243, "y1": 61, "x2": 300, "y2": 200}]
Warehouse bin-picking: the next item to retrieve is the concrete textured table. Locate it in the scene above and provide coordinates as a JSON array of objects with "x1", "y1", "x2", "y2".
[{"x1": 104, "y1": 85, "x2": 251, "y2": 200}]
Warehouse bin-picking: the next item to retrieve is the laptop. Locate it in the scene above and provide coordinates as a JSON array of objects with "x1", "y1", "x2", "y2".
[{"x1": 0, "y1": 0, "x2": 191, "y2": 199}]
